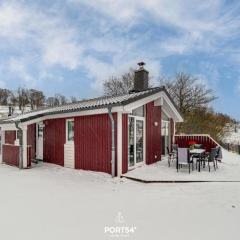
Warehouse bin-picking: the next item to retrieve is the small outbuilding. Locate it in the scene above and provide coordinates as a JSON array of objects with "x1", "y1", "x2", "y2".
[{"x1": 0, "y1": 63, "x2": 183, "y2": 176}]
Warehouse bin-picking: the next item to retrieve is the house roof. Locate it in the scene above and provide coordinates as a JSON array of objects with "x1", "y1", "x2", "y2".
[{"x1": 0, "y1": 86, "x2": 182, "y2": 124}]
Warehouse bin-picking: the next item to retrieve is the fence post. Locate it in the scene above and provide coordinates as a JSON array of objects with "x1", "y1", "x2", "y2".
[
  {"x1": 228, "y1": 143, "x2": 230, "y2": 151},
  {"x1": 238, "y1": 145, "x2": 240, "y2": 155}
]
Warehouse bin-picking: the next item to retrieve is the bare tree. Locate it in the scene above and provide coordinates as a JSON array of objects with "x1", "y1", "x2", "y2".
[
  {"x1": 55, "y1": 94, "x2": 67, "y2": 105},
  {"x1": 46, "y1": 94, "x2": 68, "y2": 107},
  {"x1": 103, "y1": 69, "x2": 135, "y2": 96},
  {"x1": 0, "y1": 88, "x2": 12, "y2": 105},
  {"x1": 70, "y1": 96, "x2": 77, "y2": 103},
  {"x1": 160, "y1": 72, "x2": 217, "y2": 115},
  {"x1": 29, "y1": 89, "x2": 45, "y2": 110},
  {"x1": 46, "y1": 97, "x2": 56, "y2": 107},
  {"x1": 159, "y1": 72, "x2": 230, "y2": 136},
  {"x1": 17, "y1": 88, "x2": 29, "y2": 113}
]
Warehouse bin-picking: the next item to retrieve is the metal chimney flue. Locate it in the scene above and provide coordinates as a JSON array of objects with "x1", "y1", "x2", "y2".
[{"x1": 134, "y1": 62, "x2": 149, "y2": 92}]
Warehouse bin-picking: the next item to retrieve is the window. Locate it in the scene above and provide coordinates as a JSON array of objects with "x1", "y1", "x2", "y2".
[
  {"x1": 38, "y1": 125, "x2": 43, "y2": 138},
  {"x1": 67, "y1": 120, "x2": 74, "y2": 142}
]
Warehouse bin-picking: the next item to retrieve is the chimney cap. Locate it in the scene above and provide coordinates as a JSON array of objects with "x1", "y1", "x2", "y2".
[{"x1": 137, "y1": 62, "x2": 146, "y2": 68}]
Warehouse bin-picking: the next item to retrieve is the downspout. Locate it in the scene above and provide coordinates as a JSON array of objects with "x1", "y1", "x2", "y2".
[
  {"x1": 15, "y1": 121, "x2": 23, "y2": 169},
  {"x1": 107, "y1": 107, "x2": 115, "y2": 178}
]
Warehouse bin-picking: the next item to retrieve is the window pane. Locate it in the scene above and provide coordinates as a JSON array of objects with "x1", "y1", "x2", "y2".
[
  {"x1": 38, "y1": 125, "x2": 43, "y2": 138},
  {"x1": 128, "y1": 117, "x2": 134, "y2": 167},
  {"x1": 136, "y1": 120, "x2": 144, "y2": 163},
  {"x1": 68, "y1": 121, "x2": 74, "y2": 141}
]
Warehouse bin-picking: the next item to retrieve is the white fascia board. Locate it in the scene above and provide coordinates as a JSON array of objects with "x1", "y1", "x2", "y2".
[
  {"x1": 123, "y1": 92, "x2": 163, "y2": 112},
  {"x1": 123, "y1": 91, "x2": 183, "y2": 122},
  {"x1": 19, "y1": 106, "x2": 125, "y2": 127},
  {"x1": 0, "y1": 124, "x2": 17, "y2": 131},
  {"x1": 162, "y1": 92, "x2": 183, "y2": 122},
  {"x1": 154, "y1": 97, "x2": 163, "y2": 106}
]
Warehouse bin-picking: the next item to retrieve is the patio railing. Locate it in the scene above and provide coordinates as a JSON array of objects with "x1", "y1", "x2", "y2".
[
  {"x1": 174, "y1": 134, "x2": 220, "y2": 152},
  {"x1": 2, "y1": 144, "x2": 20, "y2": 167}
]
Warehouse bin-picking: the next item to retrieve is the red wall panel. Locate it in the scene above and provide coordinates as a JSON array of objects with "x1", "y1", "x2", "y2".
[
  {"x1": 74, "y1": 113, "x2": 117, "y2": 175},
  {"x1": 146, "y1": 102, "x2": 162, "y2": 164},
  {"x1": 27, "y1": 124, "x2": 36, "y2": 165},
  {"x1": 2, "y1": 144, "x2": 19, "y2": 167},
  {"x1": 122, "y1": 114, "x2": 128, "y2": 174},
  {"x1": 43, "y1": 119, "x2": 65, "y2": 166},
  {"x1": 5, "y1": 131, "x2": 16, "y2": 144}
]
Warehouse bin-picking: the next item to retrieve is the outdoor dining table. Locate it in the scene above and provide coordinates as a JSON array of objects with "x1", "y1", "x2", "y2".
[{"x1": 190, "y1": 149, "x2": 206, "y2": 172}]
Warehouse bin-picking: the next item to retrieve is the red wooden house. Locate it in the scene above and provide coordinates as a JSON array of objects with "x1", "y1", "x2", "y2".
[{"x1": 0, "y1": 63, "x2": 183, "y2": 177}]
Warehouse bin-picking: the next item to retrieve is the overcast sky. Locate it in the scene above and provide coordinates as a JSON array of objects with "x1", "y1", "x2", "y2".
[{"x1": 0, "y1": 0, "x2": 240, "y2": 119}]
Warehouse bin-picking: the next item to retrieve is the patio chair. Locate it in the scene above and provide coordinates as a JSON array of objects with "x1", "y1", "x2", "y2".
[
  {"x1": 215, "y1": 146, "x2": 222, "y2": 168},
  {"x1": 191, "y1": 154, "x2": 203, "y2": 171},
  {"x1": 172, "y1": 144, "x2": 178, "y2": 156},
  {"x1": 205, "y1": 148, "x2": 218, "y2": 172},
  {"x1": 177, "y1": 148, "x2": 193, "y2": 174}
]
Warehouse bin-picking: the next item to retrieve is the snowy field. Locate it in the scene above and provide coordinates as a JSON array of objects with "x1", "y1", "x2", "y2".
[
  {"x1": 124, "y1": 149, "x2": 240, "y2": 182},
  {"x1": 0, "y1": 157, "x2": 240, "y2": 240}
]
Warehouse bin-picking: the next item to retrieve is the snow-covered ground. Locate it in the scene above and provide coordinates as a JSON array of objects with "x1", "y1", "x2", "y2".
[
  {"x1": 124, "y1": 149, "x2": 240, "y2": 182},
  {"x1": 224, "y1": 125, "x2": 240, "y2": 144},
  {"x1": 0, "y1": 157, "x2": 240, "y2": 240}
]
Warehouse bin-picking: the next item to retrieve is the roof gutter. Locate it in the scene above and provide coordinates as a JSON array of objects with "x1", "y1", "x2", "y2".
[
  {"x1": 15, "y1": 121, "x2": 23, "y2": 169},
  {"x1": 107, "y1": 107, "x2": 115, "y2": 178}
]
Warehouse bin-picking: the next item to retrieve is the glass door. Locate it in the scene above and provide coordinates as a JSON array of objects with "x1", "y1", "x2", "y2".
[
  {"x1": 161, "y1": 120, "x2": 170, "y2": 155},
  {"x1": 136, "y1": 119, "x2": 144, "y2": 163},
  {"x1": 128, "y1": 116, "x2": 145, "y2": 168},
  {"x1": 128, "y1": 117, "x2": 135, "y2": 167}
]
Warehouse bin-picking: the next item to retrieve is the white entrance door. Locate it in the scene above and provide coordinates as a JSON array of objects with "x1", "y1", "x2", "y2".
[
  {"x1": 36, "y1": 122, "x2": 44, "y2": 160},
  {"x1": 128, "y1": 116, "x2": 145, "y2": 168},
  {"x1": 64, "y1": 119, "x2": 75, "y2": 168}
]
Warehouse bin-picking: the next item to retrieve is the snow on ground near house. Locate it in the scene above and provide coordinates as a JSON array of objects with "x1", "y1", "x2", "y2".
[
  {"x1": 224, "y1": 127, "x2": 240, "y2": 144},
  {"x1": 124, "y1": 149, "x2": 240, "y2": 182},
  {"x1": 0, "y1": 162, "x2": 240, "y2": 240}
]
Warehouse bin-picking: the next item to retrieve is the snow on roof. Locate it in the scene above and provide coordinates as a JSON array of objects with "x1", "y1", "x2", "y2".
[{"x1": 1, "y1": 87, "x2": 171, "y2": 123}]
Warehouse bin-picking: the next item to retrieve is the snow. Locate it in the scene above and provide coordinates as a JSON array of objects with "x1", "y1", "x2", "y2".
[
  {"x1": 0, "y1": 157, "x2": 240, "y2": 240},
  {"x1": 224, "y1": 125, "x2": 240, "y2": 144},
  {"x1": 124, "y1": 149, "x2": 240, "y2": 182}
]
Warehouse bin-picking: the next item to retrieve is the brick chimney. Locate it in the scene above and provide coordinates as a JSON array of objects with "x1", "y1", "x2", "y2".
[{"x1": 134, "y1": 62, "x2": 149, "y2": 92}]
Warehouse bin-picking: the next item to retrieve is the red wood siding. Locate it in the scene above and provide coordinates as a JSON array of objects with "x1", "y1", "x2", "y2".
[
  {"x1": 146, "y1": 102, "x2": 162, "y2": 164},
  {"x1": 175, "y1": 135, "x2": 217, "y2": 152},
  {"x1": 43, "y1": 119, "x2": 65, "y2": 166},
  {"x1": 27, "y1": 146, "x2": 32, "y2": 167},
  {"x1": 74, "y1": 113, "x2": 117, "y2": 175},
  {"x1": 122, "y1": 114, "x2": 128, "y2": 174},
  {"x1": 2, "y1": 144, "x2": 19, "y2": 167},
  {"x1": 5, "y1": 131, "x2": 16, "y2": 144},
  {"x1": 27, "y1": 124, "x2": 36, "y2": 165}
]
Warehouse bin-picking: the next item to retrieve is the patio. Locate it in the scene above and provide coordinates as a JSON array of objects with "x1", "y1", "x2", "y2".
[{"x1": 122, "y1": 149, "x2": 240, "y2": 182}]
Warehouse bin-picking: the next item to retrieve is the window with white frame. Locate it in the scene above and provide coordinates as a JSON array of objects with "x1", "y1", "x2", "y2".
[{"x1": 66, "y1": 119, "x2": 74, "y2": 142}]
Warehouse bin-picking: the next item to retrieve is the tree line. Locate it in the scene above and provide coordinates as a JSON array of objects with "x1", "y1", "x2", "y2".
[
  {"x1": 103, "y1": 70, "x2": 237, "y2": 142},
  {"x1": 0, "y1": 87, "x2": 78, "y2": 113}
]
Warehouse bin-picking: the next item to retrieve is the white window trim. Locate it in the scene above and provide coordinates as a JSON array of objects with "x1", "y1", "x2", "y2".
[{"x1": 66, "y1": 119, "x2": 74, "y2": 144}]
